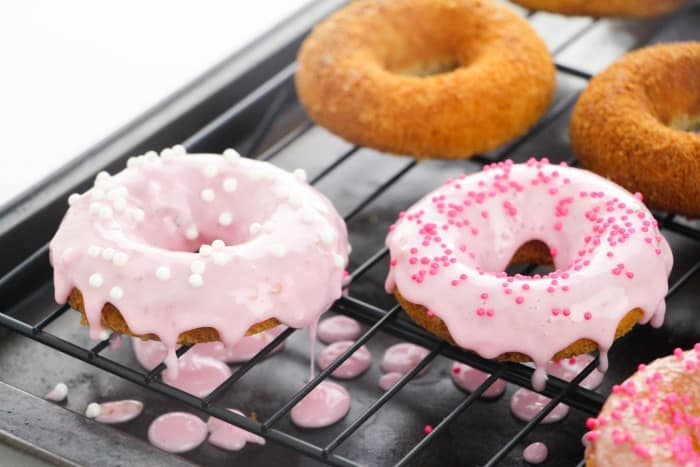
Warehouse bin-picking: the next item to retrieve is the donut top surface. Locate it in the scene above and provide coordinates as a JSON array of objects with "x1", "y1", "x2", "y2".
[
  {"x1": 50, "y1": 149, "x2": 349, "y2": 360},
  {"x1": 585, "y1": 345, "x2": 700, "y2": 466},
  {"x1": 385, "y1": 159, "x2": 673, "y2": 387}
]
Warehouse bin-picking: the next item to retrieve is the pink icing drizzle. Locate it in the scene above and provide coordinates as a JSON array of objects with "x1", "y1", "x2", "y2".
[
  {"x1": 317, "y1": 315, "x2": 362, "y2": 344},
  {"x1": 162, "y1": 353, "x2": 232, "y2": 398},
  {"x1": 290, "y1": 381, "x2": 351, "y2": 428},
  {"x1": 386, "y1": 159, "x2": 672, "y2": 390},
  {"x1": 148, "y1": 412, "x2": 207, "y2": 453},
  {"x1": 381, "y1": 343, "x2": 431, "y2": 376},
  {"x1": 50, "y1": 151, "x2": 348, "y2": 377},
  {"x1": 523, "y1": 442, "x2": 548, "y2": 464},
  {"x1": 451, "y1": 362, "x2": 507, "y2": 398},
  {"x1": 207, "y1": 409, "x2": 265, "y2": 451},
  {"x1": 511, "y1": 388, "x2": 570, "y2": 424},
  {"x1": 317, "y1": 340, "x2": 372, "y2": 379},
  {"x1": 94, "y1": 400, "x2": 143, "y2": 424}
]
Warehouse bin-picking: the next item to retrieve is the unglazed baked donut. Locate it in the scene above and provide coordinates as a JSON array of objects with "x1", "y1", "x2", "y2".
[
  {"x1": 296, "y1": 0, "x2": 555, "y2": 159},
  {"x1": 510, "y1": 0, "x2": 685, "y2": 17},
  {"x1": 571, "y1": 42, "x2": 700, "y2": 217},
  {"x1": 385, "y1": 159, "x2": 673, "y2": 390},
  {"x1": 50, "y1": 147, "x2": 349, "y2": 372},
  {"x1": 585, "y1": 345, "x2": 700, "y2": 465}
]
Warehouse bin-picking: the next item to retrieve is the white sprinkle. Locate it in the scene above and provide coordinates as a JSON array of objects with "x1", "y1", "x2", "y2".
[
  {"x1": 300, "y1": 209, "x2": 316, "y2": 224},
  {"x1": 160, "y1": 148, "x2": 174, "y2": 159},
  {"x1": 190, "y1": 260, "x2": 206, "y2": 274},
  {"x1": 45, "y1": 382, "x2": 68, "y2": 402},
  {"x1": 274, "y1": 185, "x2": 290, "y2": 198},
  {"x1": 91, "y1": 188, "x2": 105, "y2": 200},
  {"x1": 288, "y1": 193, "x2": 303, "y2": 208},
  {"x1": 101, "y1": 248, "x2": 115, "y2": 261},
  {"x1": 293, "y1": 168, "x2": 307, "y2": 182},
  {"x1": 130, "y1": 208, "x2": 145, "y2": 223},
  {"x1": 98, "y1": 205, "x2": 113, "y2": 220},
  {"x1": 85, "y1": 402, "x2": 102, "y2": 418},
  {"x1": 126, "y1": 157, "x2": 137, "y2": 168},
  {"x1": 113, "y1": 198, "x2": 126, "y2": 212},
  {"x1": 114, "y1": 186, "x2": 128, "y2": 198},
  {"x1": 145, "y1": 150, "x2": 158, "y2": 161},
  {"x1": 203, "y1": 163, "x2": 219, "y2": 178},
  {"x1": 319, "y1": 230, "x2": 334, "y2": 245},
  {"x1": 199, "y1": 244, "x2": 213, "y2": 256},
  {"x1": 201, "y1": 188, "x2": 215, "y2": 203},
  {"x1": 95, "y1": 171, "x2": 111, "y2": 183},
  {"x1": 218, "y1": 212, "x2": 233, "y2": 226},
  {"x1": 269, "y1": 244, "x2": 286, "y2": 258},
  {"x1": 98, "y1": 330, "x2": 111, "y2": 341},
  {"x1": 222, "y1": 177, "x2": 238, "y2": 192},
  {"x1": 112, "y1": 252, "x2": 128, "y2": 267},
  {"x1": 249, "y1": 223, "x2": 262, "y2": 235},
  {"x1": 172, "y1": 144, "x2": 187, "y2": 156},
  {"x1": 156, "y1": 266, "x2": 171, "y2": 281},
  {"x1": 185, "y1": 225, "x2": 199, "y2": 240},
  {"x1": 212, "y1": 239, "x2": 225, "y2": 249},
  {"x1": 223, "y1": 148, "x2": 240, "y2": 161},
  {"x1": 213, "y1": 252, "x2": 231, "y2": 266},
  {"x1": 189, "y1": 274, "x2": 203, "y2": 287},
  {"x1": 87, "y1": 245, "x2": 102, "y2": 258},
  {"x1": 110, "y1": 286, "x2": 124, "y2": 300},
  {"x1": 89, "y1": 202, "x2": 103, "y2": 215},
  {"x1": 263, "y1": 221, "x2": 277, "y2": 233},
  {"x1": 333, "y1": 253, "x2": 345, "y2": 269},
  {"x1": 89, "y1": 273, "x2": 104, "y2": 288},
  {"x1": 68, "y1": 193, "x2": 80, "y2": 206}
]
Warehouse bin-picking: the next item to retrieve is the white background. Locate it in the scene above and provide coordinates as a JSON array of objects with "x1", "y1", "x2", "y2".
[{"x1": 0, "y1": 0, "x2": 309, "y2": 206}]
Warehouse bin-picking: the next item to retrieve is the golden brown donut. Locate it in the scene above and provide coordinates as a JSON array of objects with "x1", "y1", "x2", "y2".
[
  {"x1": 570, "y1": 42, "x2": 700, "y2": 218},
  {"x1": 510, "y1": 0, "x2": 685, "y2": 17},
  {"x1": 395, "y1": 241, "x2": 644, "y2": 363},
  {"x1": 68, "y1": 287, "x2": 280, "y2": 345},
  {"x1": 584, "y1": 345, "x2": 700, "y2": 465},
  {"x1": 296, "y1": 0, "x2": 555, "y2": 159}
]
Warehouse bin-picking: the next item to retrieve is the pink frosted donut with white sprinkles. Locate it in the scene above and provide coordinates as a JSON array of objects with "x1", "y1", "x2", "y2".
[
  {"x1": 585, "y1": 345, "x2": 700, "y2": 466},
  {"x1": 50, "y1": 147, "x2": 349, "y2": 374},
  {"x1": 385, "y1": 158, "x2": 673, "y2": 390}
]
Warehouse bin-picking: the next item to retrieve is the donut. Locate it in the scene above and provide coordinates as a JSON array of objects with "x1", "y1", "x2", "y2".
[
  {"x1": 49, "y1": 147, "x2": 349, "y2": 371},
  {"x1": 570, "y1": 42, "x2": 700, "y2": 218},
  {"x1": 385, "y1": 158, "x2": 673, "y2": 390},
  {"x1": 509, "y1": 0, "x2": 685, "y2": 17},
  {"x1": 584, "y1": 345, "x2": 700, "y2": 465},
  {"x1": 295, "y1": 0, "x2": 556, "y2": 159}
]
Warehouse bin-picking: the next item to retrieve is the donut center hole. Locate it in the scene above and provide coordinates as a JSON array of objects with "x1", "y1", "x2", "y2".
[
  {"x1": 503, "y1": 239, "x2": 556, "y2": 276},
  {"x1": 395, "y1": 60, "x2": 459, "y2": 77},
  {"x1": 669, "y1": 114, "x2": 700, "y2": 133}
]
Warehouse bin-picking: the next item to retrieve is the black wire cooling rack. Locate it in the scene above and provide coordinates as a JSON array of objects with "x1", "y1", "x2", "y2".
[{"x1": 1, "y1": 2, "x2": 699, "y2": 466}]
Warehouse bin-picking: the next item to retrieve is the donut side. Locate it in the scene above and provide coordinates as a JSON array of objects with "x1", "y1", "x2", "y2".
[
  {"x1": 570, "y1": 42, "x2": 700, "y2": 217},
  {"x1": 510, "y1": 0, "x2": 686, "y2": 18},
  {"x1": 68, "y1": 288, "x2": 281, "y2": 344}
]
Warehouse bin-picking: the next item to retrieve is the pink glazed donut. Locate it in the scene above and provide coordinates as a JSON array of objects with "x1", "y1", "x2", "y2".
[
  {"x1": 385, "y1": 158, "x2": 673, "y2": 390},
  {"x1": 50, "y1": 147, "x2": 349, "y2": 373}
]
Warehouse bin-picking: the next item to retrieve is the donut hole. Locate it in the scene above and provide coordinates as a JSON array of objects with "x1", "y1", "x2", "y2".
[
  {"x1": 395, "y1": 60, "x2": 459, "y2": 77},
  {"x1": 669, "y1": 114, "x2": 700, "y2": 133}
]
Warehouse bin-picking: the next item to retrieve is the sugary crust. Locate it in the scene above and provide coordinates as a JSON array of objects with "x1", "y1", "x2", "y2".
[
  {"x1": 68, "y1": 288, "x2": 280, "y2": 344},
  {"x1": 510, "y1": 0, "x2": 685, "y2": 17},
  {"x1": 296, "y1": 0, "x2": 555, "y2": 159},
  {"x1": 570, "y1": 42, "x2": 700, "y2": 217},
  {"x1": 394, "y1": 240, "x2": 644, "y2": 362}
]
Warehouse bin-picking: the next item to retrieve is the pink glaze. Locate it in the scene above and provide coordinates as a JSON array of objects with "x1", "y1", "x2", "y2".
[
  {"x1": 523, "y1": 442, "x2": 548, "y2": 464},
  {"x1": 450, "y1": 362, "x2": 507, "y2": 398},
  {"x1": 378, "y1": 372, "x2": 404, "y2": 391},
  {"x1": 547, "y1": 354, "x2": 604, "y2": 390},
  {"x1": 108, "y1": 332, "x2": 123, "y2": 350},
  {"x1": 511, "y1": 388, "x2": 570, "y2": 424},
  {"x1": 317, "y1": 341, "x2": 372, "y2": 379},
  {"x1": 381, "y1": 343, "x2": 431, "y2": 376},
  {"x1": 290, "y1": 381, "x2": 351, "y2": 428},
  {"x1": 49, "y1": 150, "x2": 349, "y2": 378},
  {"x1": 585, "y1": 345, "x2": 700, "y2": 465},
  {"x1": 148, "y1": 412, "x2": 207, "y2": 453},
  {"x1": 162, "y1": 352, "x2": 232, "y2": 398},
  {"x1": 207, "y1": 409, "x2": 265, "y2": 451},
  {"x1": 386, "y1": 159, "x2": 672, "y2": 390},
  {"x1": 317, "y1": 315, "x2": 362, "y2": 344},
  {"x1": 94, "y1": 400, "x2": 143, "y2": 424}
]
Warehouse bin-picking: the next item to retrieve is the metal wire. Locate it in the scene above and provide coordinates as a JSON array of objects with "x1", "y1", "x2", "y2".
[{"x1": 0, "y1": 5, "x2": 697, "y2": 467}]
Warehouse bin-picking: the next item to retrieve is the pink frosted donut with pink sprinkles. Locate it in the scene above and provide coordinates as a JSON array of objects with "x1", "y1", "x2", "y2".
[
  {"x1": 585, "y1": 345, "x2": 700, "y2": 466},
  {"x1": 385, "y1": 158, "x2": 673, "y2": 390}
]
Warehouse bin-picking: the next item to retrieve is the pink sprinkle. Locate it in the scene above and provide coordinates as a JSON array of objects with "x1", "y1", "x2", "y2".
[
  {"x1": 460, "y1": 274, "x2": 467, "y2": 280},
  {"x1": 584, "y1": 312, "x2": 592, "y2": 320},
  {"x1": 634, "y1": 192, "x2": 643, "y2": 201},
  {"x1": 522, "y1": 284, "x2": 530, "y2": 290},
  {"x1": 410, "y1": 248, "x2": 418, "y2": 254},
  {"x1": 550, "y1": 247, "x2": 558, "y2": 257},
  {"x1": 585, "y1": 431, "x2": 600, "y2": 442},
  {"x1": 515, "y1": 296, "x2": 524, "y2": 305},
  {"x1": 554, "y1": 221, "x2": 563, "y2": 231},
  {"x1": 476, "y1": 308, "x2": 485, "y2": 316},
  {"x1": 427, "y1": 310, "x2": 435, "y2": 318},
  {"x1": 424, "y1": 425, "x2": 433, "y2": 435},
  {"x1": 451, "y1": 280, "x2": 459, "y2": 287},
  {"x1": 633, "y1": 443, "x2": 651, "y2": 460},
  {"x1": 674, "y1": 348, "x2": 684, "y2": 359},
  {"x1": 547, "y1": 286, "x2": 556, "y2": 294},
  {"x1": 585, "y1": 418, "x2": 597, "y2": 430},
  {"x1": 562, "y1": 308, "x2": 571, "y2": 316},
  {"x1": 551, "y1": 308, "x2": 560, "y2": 316},
  {"x1": 626, "y1": 271, "x2": 634, "y2": 279},
  {"x1": 390, "y1": 259, "x2": 397, "y2": 266},
  {"x1": 486, "y1": 309, "x2": 494, "y2": 317},
  {"x1": 480, "y1": 292, "x2": 489, "y2": 300},
  {"x1": 481, "y1": 211, "x2": 488, "y2": 219}
]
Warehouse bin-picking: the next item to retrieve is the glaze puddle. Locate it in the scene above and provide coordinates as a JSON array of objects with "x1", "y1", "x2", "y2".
[
  {"x1": 317, "y1": 341, "x2": 372, "y2": 379},
  {"x1": 162, "y1": 353, "x2": 232, "y2": 398},
  {"x1": 381, "y1": 343, "x2": 430, "y2": 376},
  {"x1": 148, "y1": 412, "x2": 207, "y2": 453},
  {"x1": 94, "y1": 400, "x2": 143, "y2": 424},
  {"x1": 290, "y1": 381, "x2": 351, "y2": 428},
  {"x1": 317, "y1": 315, "x2": 361, "y2": 344},
  {"x1": 207, "y1": 409, "x2": 265, "y2": 451},
  {"x1": 511, "y1": 388, "x2": 570, "y2": 424},
  {"x1": 523, "y1": 441, "x2": 548, "y2": 464},
  {"x1": 450, "y1": 362, "x2": 507, "y2": 398}
]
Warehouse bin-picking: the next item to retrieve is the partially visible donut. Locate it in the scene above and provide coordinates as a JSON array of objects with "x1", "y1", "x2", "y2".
[
  {"x1": 584, "y1": 345, "x2": 700, "y2": 465},
  {"x1": 49, "y1": 148, "x2": 349, "y2": 370},
  {"x1": 385, "y1": 159, "x2": 673, "y2": 390},
  {"x1": 296, "y1": 0, "x2": 555, "y2": 159},
  {"x1": 510, "y1": 0, "x2": 685, "y2": 17},
  {"x1": 570, "y1": 42, "x2": 700, "y2": 217}
]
